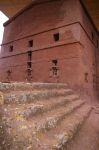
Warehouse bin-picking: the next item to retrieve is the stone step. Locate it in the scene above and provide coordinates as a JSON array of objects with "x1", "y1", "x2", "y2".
[
  {"x1": 1, "y1": 100, "x2": 84, "y2": 150},
  {"x1": 3, "y1": 89, "x2": 73, "y2": 104},
  {"x1": 0, "y1": 82, "x2": 68, "y2": 92},
  {"x1": 65, "y1": 111, "x2": 99, "y2": 150},
  {"x1": 3, "y1": 94, "x2": 80, "y2": 119},
  {"x1": 29, "y1": 100, "x2": 85, "y2": 133},
  {"x1": 20, "y1": 95, "x2": 80, "y2": 119},
  {"x1": 36, "y1": 104, "x2": 92, "y2": 150},
  {"x1": 1, "y1": 82, "x2": 93, "y2": 150}
]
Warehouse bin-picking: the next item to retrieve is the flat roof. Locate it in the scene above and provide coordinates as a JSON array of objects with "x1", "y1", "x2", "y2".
[{"x1": 3, "y1": 0, "x2": 99, "y2": 35}]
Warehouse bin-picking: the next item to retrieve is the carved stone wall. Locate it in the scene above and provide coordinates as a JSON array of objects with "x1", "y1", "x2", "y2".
[{"x1": 0, "y1": 0, "x2": 99, "y2": 98}]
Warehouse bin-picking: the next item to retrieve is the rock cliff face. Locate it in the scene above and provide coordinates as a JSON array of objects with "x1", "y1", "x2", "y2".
[{"x1": 0, "y1": 82, "x2": 99, "y2": 150}]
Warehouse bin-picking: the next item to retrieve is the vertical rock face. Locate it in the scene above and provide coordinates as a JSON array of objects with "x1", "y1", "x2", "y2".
[{"x1": 0, "y1": 82, "x2": 99, "y2": 150}]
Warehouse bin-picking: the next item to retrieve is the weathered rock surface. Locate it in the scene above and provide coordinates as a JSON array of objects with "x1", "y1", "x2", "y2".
[{"x1": 0, "y1": 82, "x2": 99, "y2": 150}]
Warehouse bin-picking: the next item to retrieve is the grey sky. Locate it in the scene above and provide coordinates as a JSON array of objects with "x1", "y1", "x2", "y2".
[{"x1": 0, "y1": 11, "x2": 8, "y2": 45}]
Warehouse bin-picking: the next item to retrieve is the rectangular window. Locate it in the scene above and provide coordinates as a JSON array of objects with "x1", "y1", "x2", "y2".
[
  {"x1": 52, "y1": 59, "x2": 58, "y2": 66},
  {"x1": 28, "y1": 51, "x2": 32, "y2": 61},
  {"x1": 52, "y1": 59, "x2": 58, "y2": 76},
  {"x1": 27, "y1": 62, "x2": 32, "y2": 68},
  {"x1": 9, "y1": 45, "x2": 13, "y2": 52},
  {"x1": 53, "y1": 33, "x2": 59, "y2": 41},
  {"x1": 28, "y1": 40, "x2": 33, "y2": 47}
]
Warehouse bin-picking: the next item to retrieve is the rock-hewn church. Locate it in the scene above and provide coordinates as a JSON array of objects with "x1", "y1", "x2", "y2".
[{"x1": 0, "y1": 0, "x2": 99, "y2": 97}]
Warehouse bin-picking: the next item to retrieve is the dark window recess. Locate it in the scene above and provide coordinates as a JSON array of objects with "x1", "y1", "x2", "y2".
[
  {"x1": 52, "y1": 67, "x2": 58, "y2": 76},
  {"x1": 26, "y1": 68, "x2": 32, "y2": 82},
  {"x1": 52, "y1": 59, "x2": 58, "y2": 76},
  {"x1": 52, "y1": 59, "x2": 58, "y2": 66},
  {"x1": 7, "y1": 70, "x2": 12, "y2": 82},
  {"x1": 85, "y1": 73, "x2": 88, "y2": 83},
  {"x1": 28, "y1": 51, "x2": 32, "y2": 61},
  {"x1": 27, "y1": 69, "x2": 32, "y2": 75},
  {"x1": 28, "y1": 40, "x2": 33, "y2": 47},
  {"x1": 9, "y1": 46, "x2": 13, "y2": 52},
  {"x1": 27, "y1": 62, "x2": 32, "y2": 68},
  {"x1": 53, "y1": 33, "x2": 59, "y2": 41},
  {"x1": 7, "y1": 70, "x2": 12, "y2": 75}
]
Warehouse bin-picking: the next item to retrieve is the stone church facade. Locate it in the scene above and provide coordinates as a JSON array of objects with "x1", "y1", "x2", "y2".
[{"x1": 0, "y1": 0, "x2": 99, "y2": 97}]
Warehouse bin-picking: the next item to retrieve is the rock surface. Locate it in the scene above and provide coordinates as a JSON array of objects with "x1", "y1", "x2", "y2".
[{"x1": 0, "y1": 82, "x2": 99, "y2": 150}]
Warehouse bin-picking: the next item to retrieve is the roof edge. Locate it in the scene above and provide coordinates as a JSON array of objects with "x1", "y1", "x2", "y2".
[
  {"x1": 3, "y1": 0, "x2": 99, "y2": 35},
  {"x1": 80, "y1": 0, "x2": 99, "y2": 35},
  {"x1": 3, "y1": 0, "x2": 57, "y2": 27}
]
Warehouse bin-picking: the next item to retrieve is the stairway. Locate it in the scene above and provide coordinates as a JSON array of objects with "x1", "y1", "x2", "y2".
[{"x1": 0, "y1": 82, "x2": 99, "y2": 150}]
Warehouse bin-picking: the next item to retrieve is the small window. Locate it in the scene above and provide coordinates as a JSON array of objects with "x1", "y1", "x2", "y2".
[
  {"x1": 9, "y1": 45, "x2": 13, "y2": 52},
  {"x1": 6, "y1": 69, "x2": 12, "y2": 82},
  {"x1": 27, "y1": 62, "x2": 32, "y2": 68},
  {"x1": 53, "y1": 33, "x2": 59, "y2": 41},
  {"x1": 28, "y1": 51, "x2": 32, "y2": 61},
  {"x1": 85, "y1": 73, "x2": 88, "y2": 83},
  {"x1": 7, "y1": 69, "x2": 12, "y2": 75},
  {"x1": 28, "y1": 40, "x2": 33, "y2": 47},
  {"x1": 52, "y1": 59, "x2": 58, "y2": 66}
]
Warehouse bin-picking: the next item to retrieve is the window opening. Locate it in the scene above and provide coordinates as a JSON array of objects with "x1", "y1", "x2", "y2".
[
  {"x1": 9, "y1": 45, "x2": 13, "y2": 52},
  {"x1": 28, "y1": 51, "x2": 32, "y2": 61},
  {"x1": 53, "y1": 33, "x2": 59, "y2": 41},
  {"x1": 28, "y1": 40, "x2": 33, "y2": 47}
]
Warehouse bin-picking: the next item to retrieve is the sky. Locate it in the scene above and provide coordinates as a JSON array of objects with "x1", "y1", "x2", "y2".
[{"x1": 0, "y1": 11, "x2": 8, "y2": 45}]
